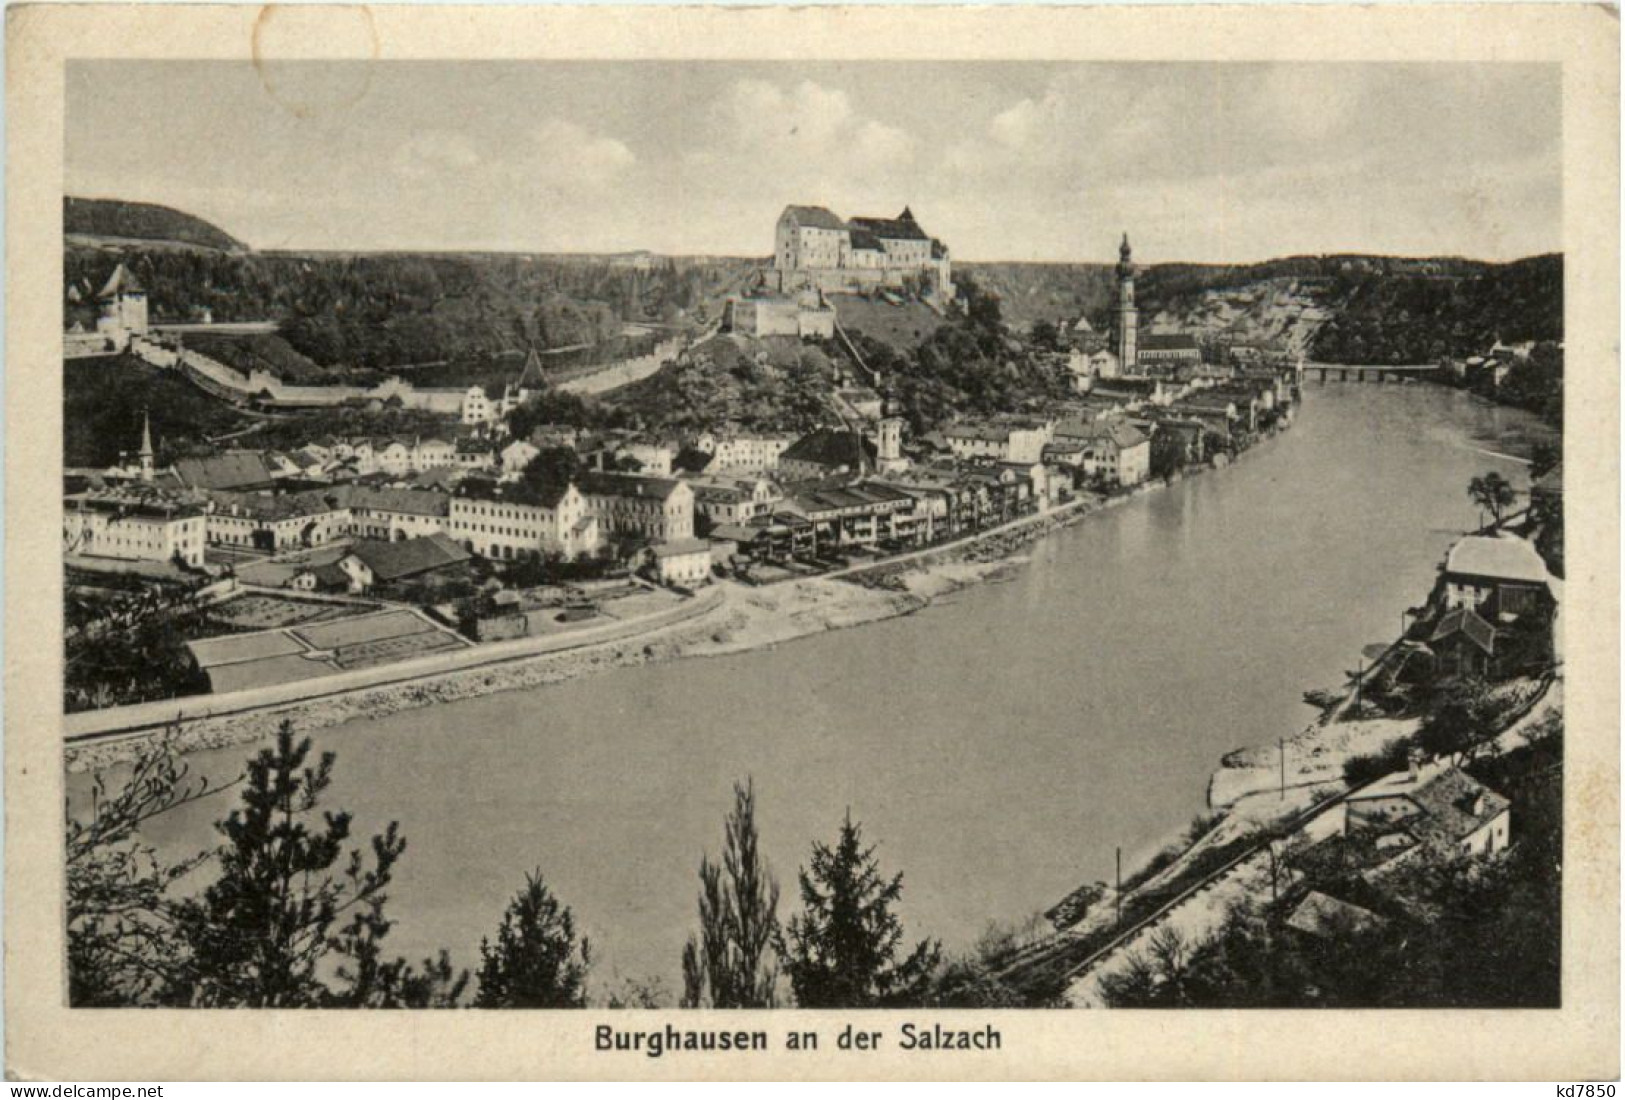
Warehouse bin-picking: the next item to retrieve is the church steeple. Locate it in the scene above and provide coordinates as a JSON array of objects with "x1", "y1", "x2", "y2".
[
  {"x1": 138, "y1": 410, "x2": 155, "y2": 482},
  {"x1": 1115, "y1": 232, "x2": 1138, "y2": 371}
]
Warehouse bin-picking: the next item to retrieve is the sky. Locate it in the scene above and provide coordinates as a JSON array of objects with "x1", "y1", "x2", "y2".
[{"x1": 66, "y1": 61, "x2": 1561, "y2": 263}]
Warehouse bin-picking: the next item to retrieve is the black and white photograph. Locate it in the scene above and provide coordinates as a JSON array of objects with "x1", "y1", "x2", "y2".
[{"x1": 8, "y1": 1, "x2": 1618, "y2": 1084}]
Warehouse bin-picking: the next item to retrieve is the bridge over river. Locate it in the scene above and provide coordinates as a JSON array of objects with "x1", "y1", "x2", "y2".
[{"x1": 1299, "y1": 361, "x2": 1440, "y2": 383}]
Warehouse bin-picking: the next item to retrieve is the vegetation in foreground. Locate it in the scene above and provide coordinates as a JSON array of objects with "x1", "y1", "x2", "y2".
[{"x1": 69, "y1": 722, "x2": 1047, "y2": 1008}]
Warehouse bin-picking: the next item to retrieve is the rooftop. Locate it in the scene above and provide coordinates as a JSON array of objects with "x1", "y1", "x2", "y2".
[
  {"x1": 1445, "y1": 534, "x2": 1550, "y2": 585},
  {"x1": 346, "y1": 533, "x2": 472, "y2": 582}
]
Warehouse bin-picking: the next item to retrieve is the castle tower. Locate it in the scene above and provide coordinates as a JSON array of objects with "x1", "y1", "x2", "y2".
[
  {"x1": 96, "y1": 262, "x2": 149, "y2": 349},
  {"x1": 138, "y1": 410, "x2": 155, "y2": 482},
  {"x1": 1116, "y1": 233, "x2": 1137, "y2": 371}
]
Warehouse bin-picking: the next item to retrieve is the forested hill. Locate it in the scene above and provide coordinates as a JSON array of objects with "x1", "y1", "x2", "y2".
[
  {"x1": 64, "y1": 197, "x2": 250, "y2": 254},
  {"x1": 964, "y1": 253, "x2": 1563, "y2": 364}
]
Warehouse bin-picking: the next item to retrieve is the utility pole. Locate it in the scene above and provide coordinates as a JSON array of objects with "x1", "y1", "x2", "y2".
[
  {"x1": 1354, "y1": 656, "x2": 1364, "y2": 713},
  {"x1": 1115, "y1": 847, "x2": 1123, "y2": 927},
  {"x1": 1279, "y1": 736, "x2": 1286, "y2": 799}
]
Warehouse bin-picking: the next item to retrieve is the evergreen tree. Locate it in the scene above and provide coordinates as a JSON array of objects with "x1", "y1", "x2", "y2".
[
  {"x1": 474, "y1": 870, "x2": 590, "y2": 1008},
  {"x1": 682, "y1": 779, "x2": 781, "y2": 1007},
  {"x1": 778, "y1": 811, "x2": 941, "y2": 1008},
  {"x1": 169, "y1": 721, "x2": 410, "y2": 1007}
]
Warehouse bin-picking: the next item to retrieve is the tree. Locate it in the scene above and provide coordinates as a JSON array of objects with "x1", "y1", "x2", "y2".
[
  {"x1": 1029, "y1": 320, "x2": 1061, "y2": 352},
  {"x1": 1149, "y1": 428, "x2": 1189, "y2": 481},
  {"x1": 681, "y1": 779, "x2": 781, "y2": 1008},
  {"x1": 777, "y1": 811, "x2": 941, "y2": 1008},
  {"x1": 521, "y1": 446, "x2": 584, "y2": 492},
  {"x1": 168, "y1": 721, "x2": 412, "y2": 1007},
  {"x1": 66, "y1": 730, "x2": 229, "y2": 1006},
  {"x1": 474, "y1": 870, "x2": 591, "y2": 1008},
  {"x1": 1418, "y1": 683, "x2": 1498, "y2": 765},
  {"x1": 1529, "y1": 442, "x2": 1561, "y2": 481},
  {"x1": 1467, "y1": 471, "x2": 1518, "y2": 526}
]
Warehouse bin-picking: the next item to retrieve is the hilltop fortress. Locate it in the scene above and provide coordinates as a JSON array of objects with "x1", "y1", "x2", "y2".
[
  {"x1": 770, "y1": 204, "x2": 952, "y2": 301},
  {"x1": 726, "y1": 203, "x2": 953, "y2": 339}
]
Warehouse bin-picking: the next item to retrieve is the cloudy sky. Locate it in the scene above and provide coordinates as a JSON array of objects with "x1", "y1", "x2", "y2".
[{"x1": 67, "y1": 61, "x2": 1560, "y2": 263}]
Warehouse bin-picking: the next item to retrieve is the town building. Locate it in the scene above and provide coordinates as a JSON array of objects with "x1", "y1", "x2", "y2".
[
  {"x1": 942, "y1": 420, "x2": 1051, "y2": 465},
  {"x1": 1441, "y1": 534, "x2": 1553, "y2": 620},
  {"x1": 779, "y1": 428, "x2": 877, "y2": 483},
  {"x1": 449, "y1": 478, "x2": 599, "y2": 561},
  {"x1": 578, "y1": 472, "x2": 696, "y2": 544},
  {"x1": 63, "y1": 484, "x2": 207, "y2": 567},
  {"x1": 337, "y1": 533, "x2": 472, "y2": 593},
  {"x1": 1340, "y1": 759, "x2": 1512, "y2": 865},
  {"x1": 646, "y1": 537, "x2": 714, "y2": 587},
  {"x1": 690, "y1": 477, "x2": 783, "y2": 534},
  {"x1": 1427, "y1": 606, "x2": 1498, "y2": 679},
  {"x1": 1137, "y1": 333, "x2": 1203, "y2": 366}
]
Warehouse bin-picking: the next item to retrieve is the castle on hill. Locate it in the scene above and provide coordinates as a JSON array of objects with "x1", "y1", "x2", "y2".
[{"x1": 769, "y1": 204, "x2": 953, "y2": 301}]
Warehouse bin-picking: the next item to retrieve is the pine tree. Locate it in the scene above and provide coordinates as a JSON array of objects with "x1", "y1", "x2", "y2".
[
  {"x1": 682, "y1": 779, "x2": 781, "y2": 1007},
  {"x1": 168, "y1": 721, "x2": 410, "y2": 1007},
  {"x1": 473, "y1": 870, "x2": 590, "y2": 1008},
  {"x1": 778, "y1": 811, "x2": 941, "y2": 1008}
]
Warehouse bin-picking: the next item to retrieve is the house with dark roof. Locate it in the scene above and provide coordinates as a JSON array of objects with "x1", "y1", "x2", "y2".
[
  {"x1": 339, "y1": 532, "x2": 472, "y2": 592},
  {"x1": 174, "y1": 452, "x2": 278, "y2": 492},
  {"x1": 1427, "y1": 606, "x2": 1497, "y2": 678},
  {"x1": 779, "y1": 428, "x2": 878, "y2": 483},
  {"x1": 1136, "y1": 332, "x2": 1203, "y2": 366}
]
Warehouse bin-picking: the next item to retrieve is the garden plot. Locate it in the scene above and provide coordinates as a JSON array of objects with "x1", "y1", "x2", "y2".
[
  {"x1": 206, "y1": 593, "x2": 374, "y2": 632},
  {"x1": 188, "y1": 630, "x2": 306, "y2": 667},
  {"x1": 292, "y1": 609, "x2": 436, "y2": 650},
  {"x1": 205, "y1": 653, "x2": 339, "y2": 695}
]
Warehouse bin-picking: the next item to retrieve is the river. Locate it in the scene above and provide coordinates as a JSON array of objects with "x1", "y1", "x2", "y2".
[{"x1": 82, "y1": 383, "x2": 1556, "y2": 992}]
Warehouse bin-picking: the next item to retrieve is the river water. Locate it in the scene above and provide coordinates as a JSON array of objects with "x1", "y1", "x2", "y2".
[{"x1": 89, "y1": 384, "x2": 1555, "y2": 990}]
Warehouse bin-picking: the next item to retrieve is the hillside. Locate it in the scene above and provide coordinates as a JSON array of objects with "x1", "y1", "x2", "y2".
[
  {"x1": 65, "y1": 240, "x2": 759, "y2": 370},
  {"x1": 64, "y1": 196, "x2": 249, "y2": 254},
  {"x1": 964, "y1": 253, "x2": 1563, "y2": 364}
]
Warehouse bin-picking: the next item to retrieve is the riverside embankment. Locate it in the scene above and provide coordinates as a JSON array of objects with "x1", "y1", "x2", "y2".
[{"x1": 74, "y1": 385, "x2": 1554, "y2": 987}]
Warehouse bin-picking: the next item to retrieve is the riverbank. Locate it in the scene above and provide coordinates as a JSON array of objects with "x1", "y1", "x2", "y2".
[
  {"x1": 63, "y1": 426, "x2": 1279, "y2": 775},
  {"x1": 64, "y1": 463, "x2": 1211, "y2": 774}
]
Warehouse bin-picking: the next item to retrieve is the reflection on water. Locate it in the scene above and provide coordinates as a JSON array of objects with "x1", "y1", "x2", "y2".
[{"x1": 76, "y1": 384, "x2": 1553, "y2": 987}]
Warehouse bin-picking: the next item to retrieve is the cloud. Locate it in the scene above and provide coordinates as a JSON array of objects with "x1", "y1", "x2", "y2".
[
  {"x1": 691, "y1": 77, "x2": 917, "y2": 195},
  {"x1": 530, "y1": 118, "x2": 636, "y2": 190},
  {"x1": 393, "y1": 130, "x2": 481, "y2": 179}
]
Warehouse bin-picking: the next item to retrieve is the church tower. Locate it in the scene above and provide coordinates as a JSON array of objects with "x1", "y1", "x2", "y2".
[
  {"x1": 1116, "y1": 233, "x2": 1137, "y2": 371},
  {"x1": 138, "y1": 410, "x2": 155, "y2": 482},
  {"x1": 874, "y1": 383, "x2": 908, "y2": 474}
]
